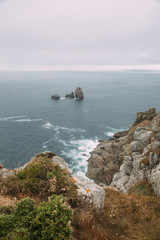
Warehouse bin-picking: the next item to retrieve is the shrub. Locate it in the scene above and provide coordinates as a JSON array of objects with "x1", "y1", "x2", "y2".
[
  {"x1": 0, "y1": 206, "x2": 14, "y2": 215},
  {"x1": 0, "y1": 195, "x2": 72, "y2": 240},
  {"x1": 0, "y1": 156, "x2": 77, "y2": 201}
]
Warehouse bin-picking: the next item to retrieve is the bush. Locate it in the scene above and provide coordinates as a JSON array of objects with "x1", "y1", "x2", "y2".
[
  {"x1": 0, "y1": 195, "x2": 72, "y2": 240},
  {"x1": 0, "y1": 156, "x2": 77, "y2": 201}
]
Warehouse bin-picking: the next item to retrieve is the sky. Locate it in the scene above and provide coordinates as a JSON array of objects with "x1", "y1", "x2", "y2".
[{"x1": 0, "y1": 0, "x2": 160, "y2": 71}]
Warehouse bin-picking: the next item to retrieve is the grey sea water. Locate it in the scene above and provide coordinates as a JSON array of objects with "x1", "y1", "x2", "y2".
[{"x1": 0, "y1": 71, "x2": 160, "y2": 175}]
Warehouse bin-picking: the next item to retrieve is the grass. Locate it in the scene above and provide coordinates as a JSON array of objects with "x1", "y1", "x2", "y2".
[
  {"x1": 72, "y1": 187, "x2": 160, "y2": 240},
  {"x1": 0, "y1": 155, "x2": 77, "y2": 204}
]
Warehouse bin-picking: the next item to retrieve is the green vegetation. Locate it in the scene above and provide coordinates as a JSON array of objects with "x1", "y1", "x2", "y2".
[
  {"x1": 128, "y1": 179, "x2": 154, "y2": 196},
  {"x1": 0, "y1": 155, "x2": 77, "y2": 202},
  {"x1": 0, "y1": 195, "x2": 72, "y2": 240}
]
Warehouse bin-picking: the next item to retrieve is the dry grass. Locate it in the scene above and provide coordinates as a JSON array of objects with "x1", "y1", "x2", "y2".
[
  {"x1": 0, "y1": 155, "x2": 77, "y2": 204},
  {"x1": 72, "y1": 187, "x2": 160, "y2": 240}
]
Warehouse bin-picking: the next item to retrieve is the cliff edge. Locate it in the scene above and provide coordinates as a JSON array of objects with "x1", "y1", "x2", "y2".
[{"x1": 87, "y1": 107, "x2": 160, "y2": 196}]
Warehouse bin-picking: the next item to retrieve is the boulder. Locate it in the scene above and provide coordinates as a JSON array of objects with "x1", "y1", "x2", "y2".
[
  {"x1": 73, "y1": 174, "x2": 105, "y2": 210},
  {"x1": 65, "y1": 92, "x2": 74, "y2": 98},
  {"x1": 0, "y1": 164, "x2": 4, "y2": 170},
  {"x1": 75, "y1": 87, "x2": 84, "y2": 99},
  {"x1": 51, "y1": 94, "x2": 60, "y2": 100}
]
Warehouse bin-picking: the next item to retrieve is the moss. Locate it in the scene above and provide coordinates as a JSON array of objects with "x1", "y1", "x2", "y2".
[{"x1": 128, "y1": 179, "x2": 154, "y2": 196}]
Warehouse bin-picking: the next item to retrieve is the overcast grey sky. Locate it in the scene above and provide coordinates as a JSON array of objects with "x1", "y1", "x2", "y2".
[{"x1": 0, "y1": 0, "x2": 160, "y2": 70}]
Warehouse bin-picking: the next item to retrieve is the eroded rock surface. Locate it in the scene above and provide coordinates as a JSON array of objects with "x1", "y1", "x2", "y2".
[
  {"x1": 75, "y1": 87, "x2": 84, "y2": 99},
  {"x1": 65, "y1": 92, "x2": 74, "y2": 98},
  {"x1": 88, "y1": 108, "x2": 160, "y2": 196},
  {"x1": 51, "y1": 94, "x2": 60, "y2": 100},
  {"x1": 86, "y1": 131, "x2": 128, "y2": 185},
  {"x1": 51, "y1": 155, "x2": 105, "y2": 209}
]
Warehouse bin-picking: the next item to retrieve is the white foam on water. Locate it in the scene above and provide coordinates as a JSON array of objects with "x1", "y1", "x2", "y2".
[
  {"x1": 61, "y1": 139, "x2": 99, "y2": 175},
  {"x1": 0, "y1": 115, "x2": 25, "y2": 121},
  {"x1": 60, "y1": 97, "x2": 65, "y2": 100},
  {"x1": 15, "y1": 119, "x2": 42, "y2": 122},
  {"x1": 42, "y1": 138, "x2": 55, "y2": 149},
  {"x1": 42, "y1": 122, "x2": 54, "y2": 129},
  {"x1": 106, "y1": 131, "x2": 114, "y2": 137},
  {"x1": 42, "y1": 122, "x2": 85, "y2": 133},
  {"x1": 104, "y1": 127, "x2": 126, "y2": 137},
  {"x1": 58, "y1": 139, "x2": 69, "y2": 146}
]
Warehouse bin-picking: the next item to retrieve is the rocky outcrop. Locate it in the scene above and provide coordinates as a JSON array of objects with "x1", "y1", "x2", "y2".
[
  {"x1": 132, "y1": 107, "x2": 156, "y2": 127},
  {"x1": 0, "y1": 164, "x2": 4, "y2": 170},
  {"x1": 65, "y1": 92, "x2": 74, "y2": 98},
  {"x1": 0, "y1": 168, "x2": 15, "y2": 178},
  {"x1": 75, "y1": 87, "x2": 84, "y2": 99},
  {"x1": 51, "y1": 94, "x2": 60, "y2": 100},
  {"x1": 87, "y1": 108, "x2": 160, "y2": 196},
  {"x1": 51, "y1": 155, "x2": 105, "y2": 209},
  {"x1": 0, "y1": 151, "x2": 105, "y2": 210},
  {"x1": 86, "y1": 131, "x2": 128, "y2": 185}
]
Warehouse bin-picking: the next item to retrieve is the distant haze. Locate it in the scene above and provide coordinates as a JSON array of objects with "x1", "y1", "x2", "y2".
[{"x1": 0, "y1": 0, "x2": 160, "y2": 71}]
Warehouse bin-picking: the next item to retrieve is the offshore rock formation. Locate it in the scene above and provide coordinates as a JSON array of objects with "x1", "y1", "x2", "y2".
[
  {"x1": 87, "y1": 108, "x2": 160, "y2": 196},
  {"x1": 65, "y1": 92, "x2": 74, "y2": 98},
  {"x1": 51, "y1": 94, "x2": 60, "y2": 100},
  {"x1": 75, "y1": 87, "x2": 84, "y2": 99}
]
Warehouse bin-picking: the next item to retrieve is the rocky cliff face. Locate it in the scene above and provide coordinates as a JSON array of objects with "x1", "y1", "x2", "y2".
[{"x1": 87, "y1": 108, "x2": 160, "y2": 196}]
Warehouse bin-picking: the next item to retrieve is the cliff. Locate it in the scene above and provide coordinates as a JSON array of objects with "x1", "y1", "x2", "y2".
[{"x1": 87, "y1": 107, "x2": 160, "y2": 196}]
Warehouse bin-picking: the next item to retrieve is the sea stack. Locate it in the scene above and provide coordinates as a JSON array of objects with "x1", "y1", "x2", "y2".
[
  {"x1": 75, "y1": 87, "x2": 84, "y2": 99},
  {"x1": 51, "y1": 94, "x2": 60, "y2": 100},
  {"x1": 65, "y1": 92, "x2": 74, "y2": 98}
]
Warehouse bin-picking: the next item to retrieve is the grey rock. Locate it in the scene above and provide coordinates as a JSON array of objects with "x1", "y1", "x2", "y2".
[
  {"x1": 0, "y1": 164, "x2": 4, "y2": 170},
  {"x1": 73, "y1": 174, "x2": 105, "y2": 210},
  {"x1": 132, "y1": 107, "x2": 156, "y2": 127},
  {"x1": 51, "y1": 94, "x2": 60, "y2": 100},
  {"x1": 65, "y1": 92, "x2": 74, "y2": 98},
  {"x1": 51, "y1": 156, "x2": 73, "y2": 176},
  {"x1": 130, "y1": 141, "x2": 142, "y2": 152},
  {"x1": 35, "y1": 151, "x2": 55, "y2": 159},
  {"x1": 134, "y1": 128, "x2": 152, "y2": 146},
  {"x1": 75, "y1": 87, "x2": 84, "y2": 99}
]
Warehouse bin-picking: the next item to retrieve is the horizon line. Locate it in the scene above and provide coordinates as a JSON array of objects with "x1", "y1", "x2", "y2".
[{"x1": 0, "y1": 64, "x2": 160, "y2": 72}]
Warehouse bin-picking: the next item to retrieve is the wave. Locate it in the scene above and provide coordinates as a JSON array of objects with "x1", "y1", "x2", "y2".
[
  {"x1": 15, "y1": 119, "x2": 42, "y2": 122},
  {"x1": 0, "y1": 115, "x2": 25, "y2": 121},
  {"x1": 42, "y1": 122, "x2": 86, "y2": 133},
  {"x1": 60, "y1": 139, "x2": 99, "y2": 175},
  {"x1": 42, "y1": 122, "x2": 53, "y2": 129},
  {"x1": 42, "y1": 138, "x2": 55, "y2": 149},
  {"x1": 105, "y1": 131, "x2": 114, "y2": 137},
  {"x1": 104, "y1": 127, "x2": 126, "y2": 137}
]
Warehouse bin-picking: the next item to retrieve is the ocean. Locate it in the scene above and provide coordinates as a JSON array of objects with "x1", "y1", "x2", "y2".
[{"x1": 0, "y1": 71, "x2": 160, "y2": 176}]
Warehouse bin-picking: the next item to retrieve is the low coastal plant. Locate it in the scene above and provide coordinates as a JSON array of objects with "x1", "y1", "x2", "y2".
[
  {"x1": 0, "y1": 195, "x2": 72, "y2": 240},
  {"x1": 0, "y1": 155, "x2": 77, "y2": 202}
]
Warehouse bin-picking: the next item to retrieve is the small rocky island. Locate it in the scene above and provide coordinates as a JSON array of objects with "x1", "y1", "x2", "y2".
[{"x1": 51, "y1": 87, "x2": 84, "y2": 100}]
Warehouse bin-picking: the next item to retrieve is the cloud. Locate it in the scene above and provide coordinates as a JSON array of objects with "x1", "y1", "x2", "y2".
[{"x1": 0, "y1": 0, "x2": 160, "y2": 70}]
